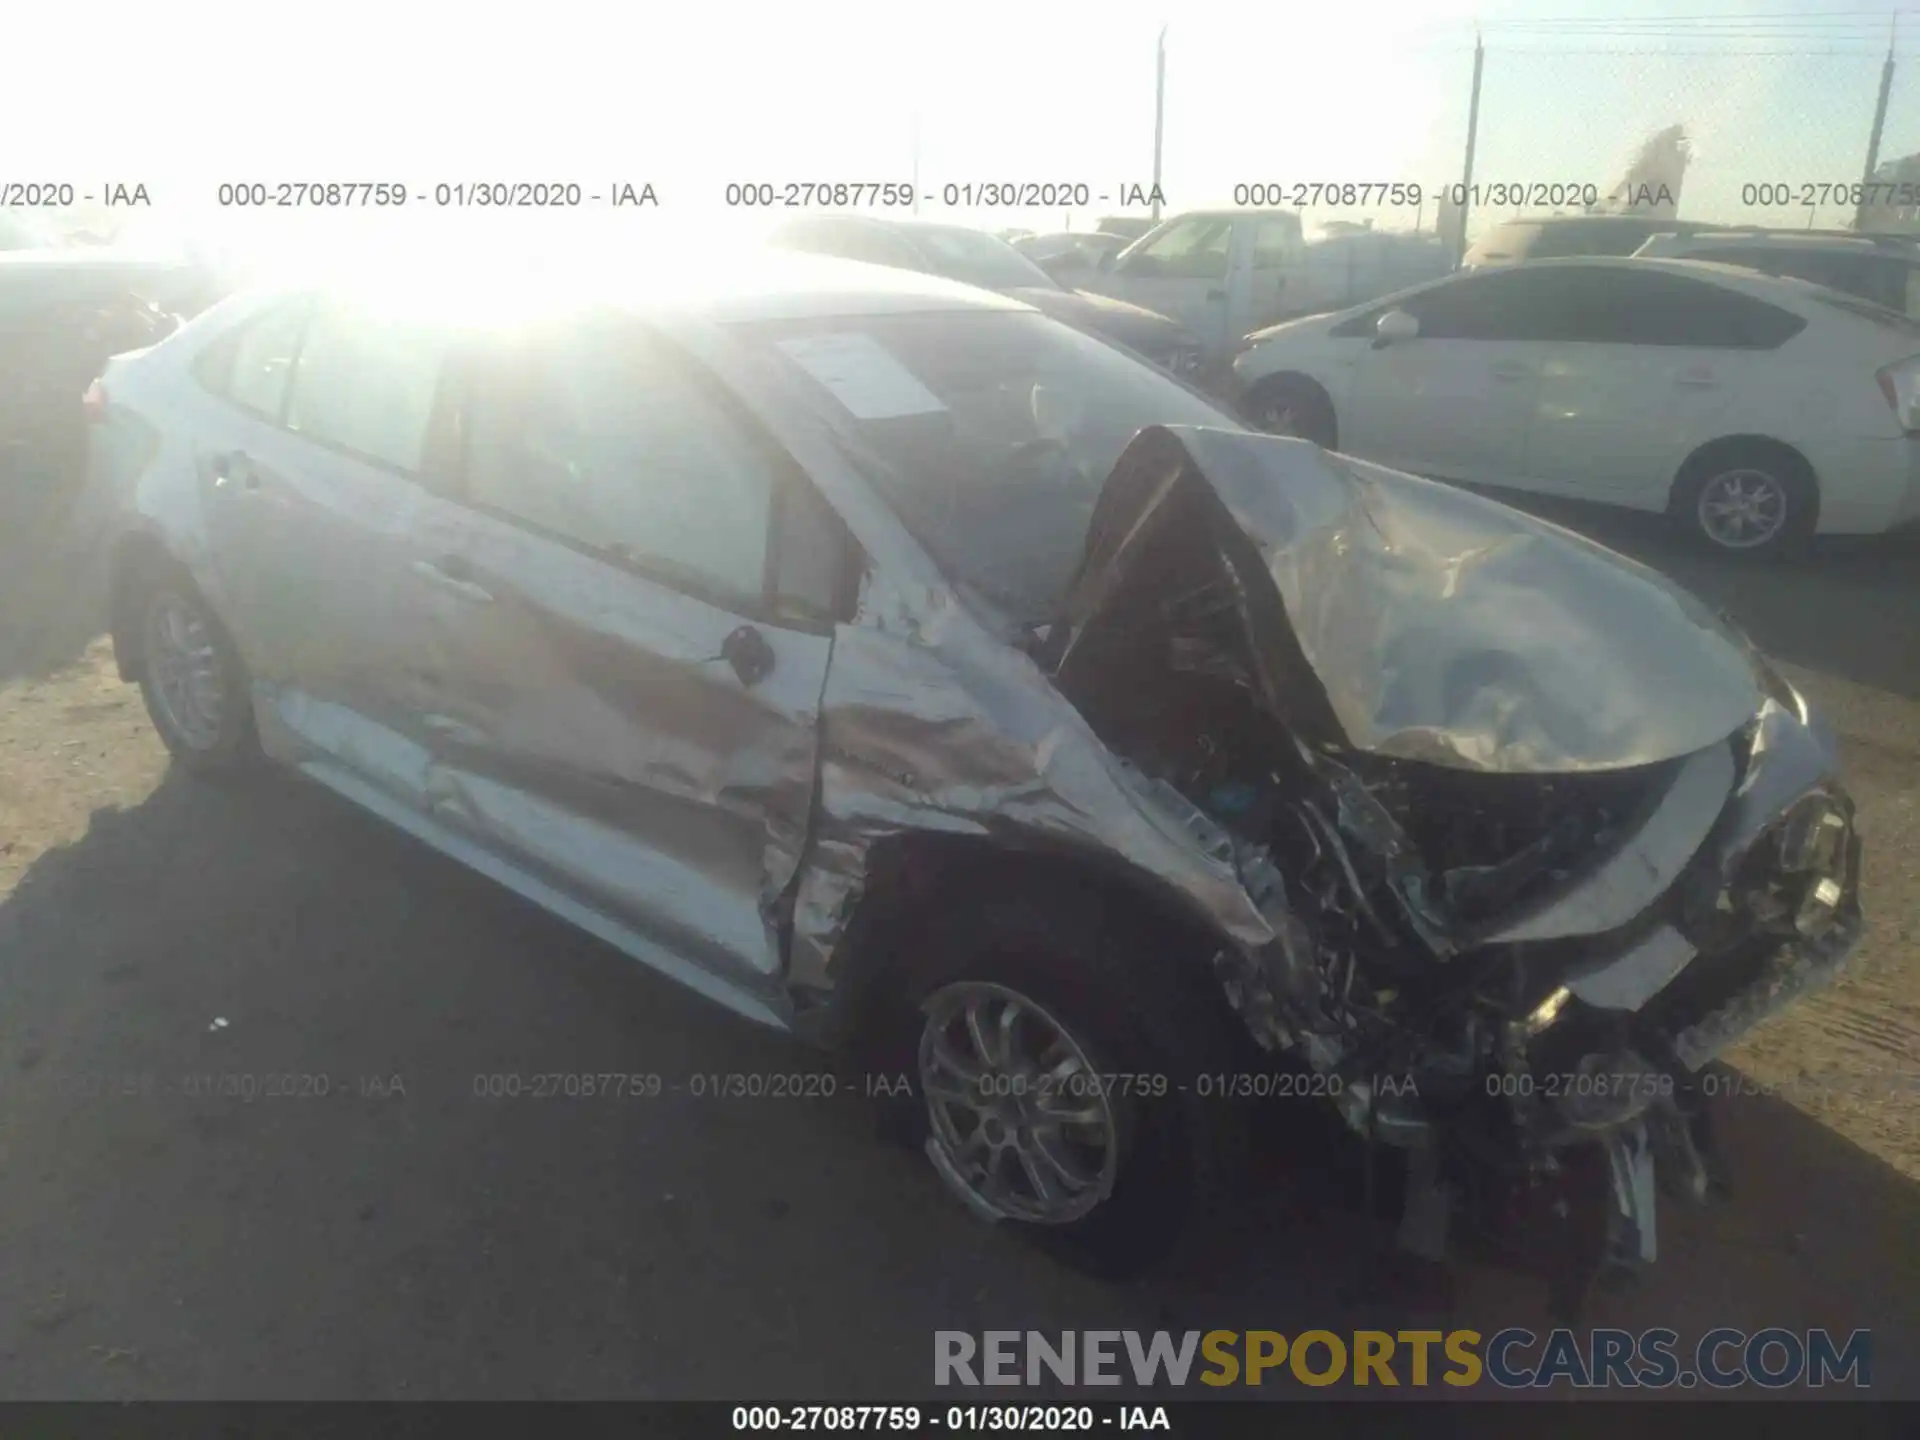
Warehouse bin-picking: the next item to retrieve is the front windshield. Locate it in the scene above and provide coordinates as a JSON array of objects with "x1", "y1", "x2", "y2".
[
  {"x1": 908, "y1": 227, "x2": 1061, "y2": 291},
  {"x1": 741, "y1": 309, "x2": 1241, "y2": 624}
]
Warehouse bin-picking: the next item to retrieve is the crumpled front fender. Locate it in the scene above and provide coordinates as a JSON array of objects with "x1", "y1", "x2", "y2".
[{"x1": 786, "y1": 572, "x2": 1285, "y2": 1037}]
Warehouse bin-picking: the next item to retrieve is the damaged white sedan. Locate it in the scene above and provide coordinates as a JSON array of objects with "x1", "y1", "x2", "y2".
[{"x1": 93, "y1": 251, "x2": 1862, "y2": 1306}]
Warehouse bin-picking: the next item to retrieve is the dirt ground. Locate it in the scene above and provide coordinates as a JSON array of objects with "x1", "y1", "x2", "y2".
[{"x1": 1, "y1": 480, "x2": 1918, "y2": 1399}]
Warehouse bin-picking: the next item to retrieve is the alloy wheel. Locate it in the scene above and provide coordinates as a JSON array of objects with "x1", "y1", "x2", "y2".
[
  {"x1": 1260, "y1": 400, "x2": 1301, "y2": 436},
  {"x1": 1696, "y1": 468, "x2": 1789, "y2": 551},
  {"x1": 144, "y1": 591, "x2": 228, "y2": 751},
  {"x1": 917, "y1": 982, "x2": 1121, "y2": 1225}
]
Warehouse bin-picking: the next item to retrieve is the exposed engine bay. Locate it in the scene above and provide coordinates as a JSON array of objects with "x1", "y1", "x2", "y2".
[{"x1": 1044, "y1": 426, "x2": 1864, "y2": 1310}]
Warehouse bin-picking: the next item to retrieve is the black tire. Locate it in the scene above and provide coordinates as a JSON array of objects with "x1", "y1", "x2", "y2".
[
  {"x1": 130, "y1": 569, "x2": 263, "y2": 778},
  {"x1": 860, "y1": 883, "x2": 1248, "y2": 1279},
  {"x1": 1668, "y1": 441, "x2": 1818, "y2": 559},
  {"x1": 1244, "y1": 374, "x2": 1337, "y2": 448}
]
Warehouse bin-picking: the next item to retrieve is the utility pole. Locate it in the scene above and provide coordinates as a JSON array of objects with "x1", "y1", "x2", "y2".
[
  {"x1": 911, "y1": 112, "x2": 922, "y2": 217},
  {"x1": 1151, "y1": 26, "x2": 1167, "y2": 221},
  {"x1": 1856, "y1": 18, "x2": 1897, "y2": 232},
  {"x1": 1455, "y1": 30, "x2": 1485, "y2": 267}
]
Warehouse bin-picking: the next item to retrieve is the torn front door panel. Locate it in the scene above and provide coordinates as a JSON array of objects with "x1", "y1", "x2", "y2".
[
  {"x1": 408, "y1": 504, "x2": 831, "y2": 989},
  {"x1": 1056, "y1": 427, "x2": 1763, "y2": 776}
]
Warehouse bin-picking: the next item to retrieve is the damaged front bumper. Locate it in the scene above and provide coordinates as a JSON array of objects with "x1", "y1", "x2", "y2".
[{"x1": 1220, "y1": 692, "x2": 1863, "y2": 1292}]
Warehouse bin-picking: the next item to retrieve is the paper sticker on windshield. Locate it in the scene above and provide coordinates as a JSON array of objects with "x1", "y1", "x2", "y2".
[{"x1": 776, "y1": 334, "x2": 948, "y2": 420}]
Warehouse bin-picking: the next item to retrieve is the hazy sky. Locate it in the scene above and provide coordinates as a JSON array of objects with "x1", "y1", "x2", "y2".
[{"x1": 5, "y1": 0, "x2": 1911, "y2": 256}]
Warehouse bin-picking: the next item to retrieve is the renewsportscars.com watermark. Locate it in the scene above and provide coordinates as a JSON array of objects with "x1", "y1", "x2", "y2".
[{"x1": 934, "y1": 1328, "x2": 1872, "y2": 1390}]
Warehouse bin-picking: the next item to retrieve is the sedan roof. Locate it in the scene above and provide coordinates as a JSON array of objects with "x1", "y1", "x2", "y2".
[
  {"x1": 1349, "y1": 252, "x2": 1866, "y2": 315},
  {"x1": 262, "y1": 243, "x2": 1033, "y2": 326}
]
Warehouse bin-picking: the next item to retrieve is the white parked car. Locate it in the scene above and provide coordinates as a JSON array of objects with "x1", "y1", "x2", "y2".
[{"x1": 1233, "y1": 257, "x2": 1920, "y2": 555}]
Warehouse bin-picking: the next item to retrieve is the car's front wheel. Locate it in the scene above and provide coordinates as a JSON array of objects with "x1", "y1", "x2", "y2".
[
  {"x1": 133, "y1": 575, "x2": 261, "y2": 776},
  {"x1": 866, "y1": 887, "x2": 1245, "y2": 1278}
]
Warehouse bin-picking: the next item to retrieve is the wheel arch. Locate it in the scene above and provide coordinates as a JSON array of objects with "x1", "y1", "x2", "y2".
[
  {"x1": 107, "y1": 528, "x2": 185, "y2": 682},
  {"x1": 1241, "y1": 369, "x2": 1339, "y2": 448},
  {"x1": 817, "y1": 832, "x2": 1253, "y2": 1063},
  {"x1": 1670, "y1": 433, "x2": 1822, "y2": 531}
]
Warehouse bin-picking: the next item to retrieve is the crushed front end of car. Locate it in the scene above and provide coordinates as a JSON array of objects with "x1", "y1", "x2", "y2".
[{"x1": 1042, "y1": 426, "x2": 1864, "y2": 1305}]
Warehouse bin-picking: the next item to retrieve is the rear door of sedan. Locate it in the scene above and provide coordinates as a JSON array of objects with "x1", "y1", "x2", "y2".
[
  {"x1": 189, "y1": 291, "x2": 460, "y2": 809},
  {"x1": 1520, "y1": 265, "x2": 1808, "y2": 506},
  {"x1": 401, "y1": 309, "x2": 855, "y2": 998}
]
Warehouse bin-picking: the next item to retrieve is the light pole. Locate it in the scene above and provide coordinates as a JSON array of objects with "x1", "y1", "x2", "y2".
[
  {"x1": 1151, "y1": 26, "x2": 1167, "y2": 221},
  {"x1": 1857, "y1": 19, "x2": 1897, "y2": 231}
]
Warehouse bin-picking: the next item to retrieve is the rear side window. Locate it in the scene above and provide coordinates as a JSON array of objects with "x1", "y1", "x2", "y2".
[
  {"x1": 1587, "y1": 270, "x2": 1807, "y2": 348},
  {"x1": 283, "y1": 302, "x2": 449, "y2": 471},
  {"x1": 1684, "y1": 246, "x2": 1894, "y2": 308},
  {"x1": 195, "y1": 301, "x2": 311, "y2": 419}
]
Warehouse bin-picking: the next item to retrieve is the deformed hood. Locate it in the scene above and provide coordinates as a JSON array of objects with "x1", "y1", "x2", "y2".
[{"x1": 1055, "y1": 426, "x2": 1764, "y2": 774}]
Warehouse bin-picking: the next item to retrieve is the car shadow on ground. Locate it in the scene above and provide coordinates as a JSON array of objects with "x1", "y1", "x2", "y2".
[{"x1": 0, "y1": 765, "x2": 1915, "y2": 1398}]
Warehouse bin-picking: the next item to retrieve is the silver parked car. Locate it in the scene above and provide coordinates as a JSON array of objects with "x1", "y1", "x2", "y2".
[{"x1": 93, "y1": 251, "x2": 1862, "y2": 1300}]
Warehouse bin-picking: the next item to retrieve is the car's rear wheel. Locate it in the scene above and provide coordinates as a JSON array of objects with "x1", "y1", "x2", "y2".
[
  {"x1": 1244, "y1": 374, "x2": 1337, "y2": 449},
  {"x1": 864, "y1": 887, "x2": 1245, "y2": 1278},
  {"x1": 1669, "y1": 441, "x2": 1817, "y2": 558},
  {"x1": 135, "y1": 577, "x2": 261, "y2": 776}
]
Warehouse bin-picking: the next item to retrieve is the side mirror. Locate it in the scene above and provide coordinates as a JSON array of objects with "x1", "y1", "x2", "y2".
[{"x1": 1373, "y1": 309, "x2": 1419, "y2": 348}]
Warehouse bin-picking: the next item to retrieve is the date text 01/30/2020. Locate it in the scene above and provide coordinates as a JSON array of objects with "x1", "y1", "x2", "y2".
[
  {"x1": 730, "y1": 1405, "x2": 1172, "y2": 1433},
  {"x1": 465, "y1": 1070, "x2": 1374, "y2": 1101}
]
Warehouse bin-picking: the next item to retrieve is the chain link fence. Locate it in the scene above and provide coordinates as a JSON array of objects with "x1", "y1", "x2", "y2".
[
  {"x1": 1113, "y1": 26, "x2": 1919, "y2": 251},
  {"x1": 1469, "y1": 46, "x2": 1890, "y2": 235}
]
